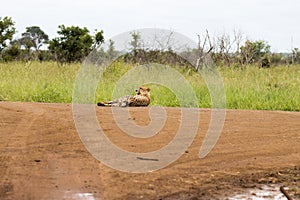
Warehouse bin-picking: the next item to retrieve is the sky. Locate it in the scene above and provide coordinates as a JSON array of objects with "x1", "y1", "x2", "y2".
[{"x1": 1, "y1": 0, "x2": 300, "y2": 52}]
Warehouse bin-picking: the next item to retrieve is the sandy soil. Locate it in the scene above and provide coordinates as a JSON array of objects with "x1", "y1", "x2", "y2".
[{"x1": 0, "y1": 102, "x2": 299, "y2": 199}]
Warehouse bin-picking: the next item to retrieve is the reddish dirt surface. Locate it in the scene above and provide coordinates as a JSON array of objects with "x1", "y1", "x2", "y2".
[{"x1": 0, "y1": 102, "x2": 300, "y2": 199}]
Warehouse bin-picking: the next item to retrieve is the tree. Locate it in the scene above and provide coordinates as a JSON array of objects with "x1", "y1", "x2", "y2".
[
  {"x1": 233, "y1": 29, "x2": 244, "y2": 54},
  {"x1": 218, "y1": 32, "x2": 234, "y2": 66},
  {"x1": 49, "y1": 25, "x2": 104, "y2": 63},
  {"x1": 129, "y1": 31, "x2": 141, "y2": 52},
  {"x1": 240, "y1": 40, "x2": 271, "y2": 66},
  {"x1": 107, "y1": 39, "x2": 118, "y2": 60},
  {"x1": 195, "y1": 30, "x2": 213, "y2": 71},
  {"x1": 1, "y1": 44, "x2": 21, "y2": 61},
  {"x1": 21, "y1": 26, "x2": 49, "y2": 51},
  {"x1": 17, "y1": 26, "x2": 49, "y2": 60},
  {"x1": 94, "y1": 30, "x2": 104, "y2": 48},
  {"x1": 291, "y1": 48, "x2": 300, "y2": 64},
  {"x1": 0, "y1": 16, "x2": 16, "y2": 52},
  {"x1": 19, "y1": 36, "x2": 35, "y2": 52}
]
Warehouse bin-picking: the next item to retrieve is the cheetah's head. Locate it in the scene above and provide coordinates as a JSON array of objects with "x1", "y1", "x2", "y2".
[{"x1": 135, "y1": 86, "x2": 150, "y2": 97}]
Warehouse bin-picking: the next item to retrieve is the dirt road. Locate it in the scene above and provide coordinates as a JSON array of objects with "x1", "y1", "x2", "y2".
[{"x1": 0, "y1": 102, "x2": 299, "y2": 199}]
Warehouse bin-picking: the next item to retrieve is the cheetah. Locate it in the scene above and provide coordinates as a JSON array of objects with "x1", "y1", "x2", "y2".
[{"x1": 97, "y1": 86, "x2": 150, "y2": 107}]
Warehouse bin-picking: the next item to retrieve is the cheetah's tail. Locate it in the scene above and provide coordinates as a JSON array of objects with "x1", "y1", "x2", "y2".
[{"x1": 97, "y1": 102, "x2": 111, "y2": 106}]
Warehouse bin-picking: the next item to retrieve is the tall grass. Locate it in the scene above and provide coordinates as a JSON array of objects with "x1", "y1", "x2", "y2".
[
  {"x1": 220, "y1": 66, "x2": 300, "y2": 111},
  {"x1": 0, "y1": 61, "x2": 299, "y2": 111},
  {"x1": 0, "y1": 61, "x2": 80, "y2": 103}
]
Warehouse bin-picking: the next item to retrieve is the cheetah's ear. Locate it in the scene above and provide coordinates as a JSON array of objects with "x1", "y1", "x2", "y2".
[{"x1": 147, "y1": 88, "x2": 150, "y2": 92}]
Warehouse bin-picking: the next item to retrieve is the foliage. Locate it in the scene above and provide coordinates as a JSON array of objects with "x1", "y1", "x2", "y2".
[
  {"x1": 21, "y1": 26, "x2": 49, "y2": 51},
  {"x1": 0, "y1": 61, "x2": 79, "y2": 102},
  {"x1": 239, "y1": 40, "x2": 271, "y2": 67},
  {"x1": 48, "y1": 25, "x2": 91, "y2": 63},
  {"x1": 0, "y1": 16, "x2": 16, "y2": 52},
  {"x1": 1, "y1": 45, "x2": 21, "y2": 61},
  {"x1": 0, "y1": 25, "x2": 49, "y2": 61},
  {"x1": 269, "y1": 53, "x2": 286, "y2": 65},
  {"x1": 129, "y1": 31, "x2": 141, "y2": 52},
  {"x1": 48, "y1": 25, "x2": 104, "y2": 63},
  {"x1": 121, "y1": 49, "x2": 193, "y2": 66},
  {"x1": 0, "y1": 16, "x2": 299, "y2": 68},
  {"x1": 94, "y1": 30, "x2": 105, "y2": 47},
  {"x1": 220, "y1": 65, "x2": 300, "y2": 111},
  {"x1": 291, "y1": 48, "x2": 300, "y2": 64},
  {"x1": 0, "y1": 61, "x2": 299, "y2": 111},
  {"x1": 18, "y1": 36, "x2": 35, "y2": 52},
  {"x1": 106, "y1": 39, "x2": 118, "y2": 60}
]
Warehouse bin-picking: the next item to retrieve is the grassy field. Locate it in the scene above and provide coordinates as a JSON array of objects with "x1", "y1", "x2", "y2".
[
  {"x1": 0, "y1": 61, "x2": 299, "y2": 111},
  {"x1": 220, "y1": 66, "x2": 300, "y2": 111}
]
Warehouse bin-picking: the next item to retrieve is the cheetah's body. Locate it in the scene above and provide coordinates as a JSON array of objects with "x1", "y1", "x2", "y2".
[{"x1": 97, "y1": 86, "x2": 150, "y2": 107}]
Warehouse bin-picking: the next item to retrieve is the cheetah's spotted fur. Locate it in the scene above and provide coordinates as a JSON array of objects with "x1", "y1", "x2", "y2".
[{"x1": 97, "y1": 86, "x2": 150, "y2": 107}]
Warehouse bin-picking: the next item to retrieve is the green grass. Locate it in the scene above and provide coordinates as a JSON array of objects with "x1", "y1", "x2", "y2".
[
  {"x1": 219, "y1": 66, "x2": 300, "y2": 111},
  {"x1": 0, "y1": 61, "x2": 299, "y2": 111},
  {"x1": 0, "y1": 61, "x2": 80, "y2": 103}
]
